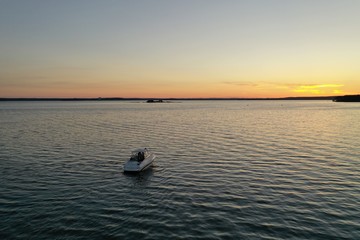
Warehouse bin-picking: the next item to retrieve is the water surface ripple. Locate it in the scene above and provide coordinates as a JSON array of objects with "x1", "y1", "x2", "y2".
[{"x1": 0, "y1": 101, "x2": 359, "y2": 239}]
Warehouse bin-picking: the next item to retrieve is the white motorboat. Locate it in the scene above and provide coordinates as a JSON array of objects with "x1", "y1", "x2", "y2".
[{"x1": 123, "y1": 148, "x2": 156, "y2": 172}]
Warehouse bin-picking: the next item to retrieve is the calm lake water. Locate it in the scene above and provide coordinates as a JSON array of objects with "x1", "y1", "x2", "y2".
[{"x1": 0, "y1": 100, "x2": 359, "y2": 239}]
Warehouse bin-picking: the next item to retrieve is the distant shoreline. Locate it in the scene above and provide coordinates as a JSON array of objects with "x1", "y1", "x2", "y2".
[{"x1": 0, "y1": 96, "x2": 338, "y2": 101}]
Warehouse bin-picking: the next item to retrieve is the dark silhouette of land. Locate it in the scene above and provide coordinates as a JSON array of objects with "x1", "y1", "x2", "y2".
[
  {"x1": 332, "y1": 95, "x2": 360, "y2": 102},
  {"x1": 147, "y1": 99, "x2": 164, "y2": 103},
  {"x1": 0, "y1": 96, "x2": 340, "y2": 101}
]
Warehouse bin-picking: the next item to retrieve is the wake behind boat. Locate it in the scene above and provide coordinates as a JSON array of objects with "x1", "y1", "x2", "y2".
[{"x1": 123, "y1": 148, "x2": 156, "y2": 172}]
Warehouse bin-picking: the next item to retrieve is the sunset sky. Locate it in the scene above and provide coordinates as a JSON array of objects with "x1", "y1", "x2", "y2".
[{"x1": 1, "y1": 0, "x2": 359, "y2": 98}]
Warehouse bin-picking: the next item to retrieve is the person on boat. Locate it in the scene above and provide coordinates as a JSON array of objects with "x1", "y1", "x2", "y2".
[{"x1": 138, "y1": 152, "x2": 144, "y2": 161}]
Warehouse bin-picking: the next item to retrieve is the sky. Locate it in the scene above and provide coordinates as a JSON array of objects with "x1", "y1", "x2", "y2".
[{"x1": 0, "y1": 0, "x2": 359, "y2": 98}]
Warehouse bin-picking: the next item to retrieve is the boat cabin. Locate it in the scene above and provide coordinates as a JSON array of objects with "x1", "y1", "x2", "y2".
[{"x1": 130, "y1": 148, "x2": 150, "y2": 162}]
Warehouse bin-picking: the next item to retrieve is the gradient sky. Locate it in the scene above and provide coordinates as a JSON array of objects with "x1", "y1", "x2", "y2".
[{"x1": 1, "y1": 0, "x2": 359, "y2": 98}]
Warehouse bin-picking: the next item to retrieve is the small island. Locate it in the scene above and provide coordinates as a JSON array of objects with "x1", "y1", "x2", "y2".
[
  {"x1": 146, "y1": 99, "x2": 164, "y2": 103},
  {"x1": 333, "y1": 95, "x2": 360, "y2": 102}
]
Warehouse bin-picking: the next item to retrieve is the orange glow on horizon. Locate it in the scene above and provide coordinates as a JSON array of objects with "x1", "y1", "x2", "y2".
[{"x1": 0, "y1": 81, "x2": 355, "y2": 99}]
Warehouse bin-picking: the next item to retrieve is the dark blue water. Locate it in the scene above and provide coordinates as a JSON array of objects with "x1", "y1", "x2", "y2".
[{"x1": 1, "y1": 101, "x2": 359, "y2": 239}]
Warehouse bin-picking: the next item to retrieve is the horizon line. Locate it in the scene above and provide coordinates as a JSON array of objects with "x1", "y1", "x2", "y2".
[{"x1": 0, "y1": 95, "x2": 345, "y2": 101}]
